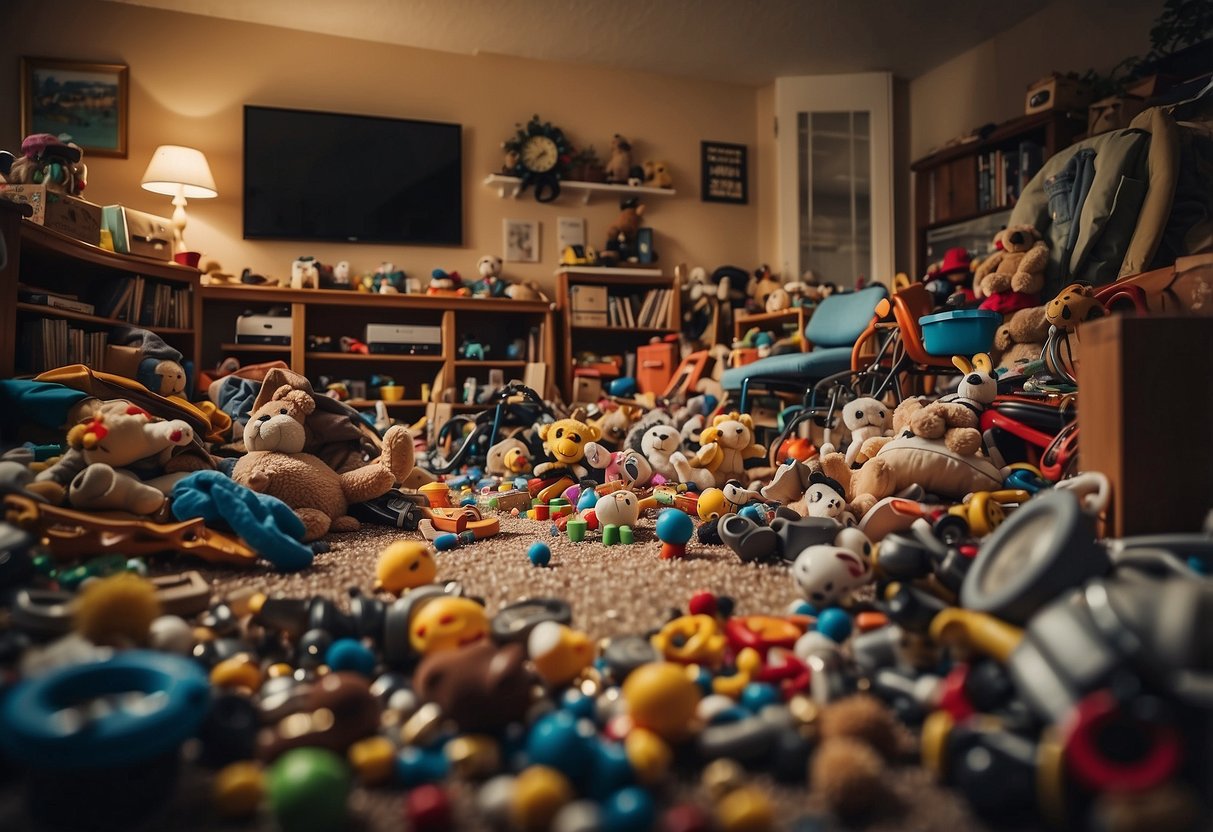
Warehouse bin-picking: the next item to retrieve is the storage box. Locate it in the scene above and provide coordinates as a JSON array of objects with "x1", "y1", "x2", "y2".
[
  {"x1": 636, "y1": 341, "x2": 678, "y2": 394},
  {"x1": 572, "y1": 372, "x2": 603, "y2": 403},
  {"x1": 1024, "y1": 73, "x2": 1092, "y2": 115},
  {"x1": 102, "y1": 205, "x2": 173, "y2": 260},
  {"x1": 236, "y1": 314, "x2": 292, "y2": 345},
  {"x1": 919, "y1": 309, "x2": 1003, "y2": 356},
  {"x1": 365, "y1": 323, "x2": 442, "y2": 355},
  {"x1": 0, "y1": 183, "x2": 102, "y2": 245},
  {"x1": 569, "y1": 284, "x2": 608, "y2": 327},
  {"x1": 1087, "y1": 94, "x2": 1147, "y2": 136}
]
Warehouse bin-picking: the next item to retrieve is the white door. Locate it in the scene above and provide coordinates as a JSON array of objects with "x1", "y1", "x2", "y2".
[{"x1": 776, "y1": 73, "x2": 894, "y2": 290}]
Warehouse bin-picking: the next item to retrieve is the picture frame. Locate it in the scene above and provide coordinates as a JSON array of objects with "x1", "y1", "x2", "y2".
[
  {"x1": 504, "y1": 218, "x2": 539, "y2": 263},
  {"x1": 20, "y1": 56, "x2": 129, "y2": 158},
  {"x1": 556, "y1": 216, "x2": 586, "y2": 255},
  {"x1": 701, "y1": 141, "x2": 748, "y2": 204}
]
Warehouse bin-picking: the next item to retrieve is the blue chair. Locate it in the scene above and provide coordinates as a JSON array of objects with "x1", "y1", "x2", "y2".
[{"x1": 721, "y1": 284, "x2": 889, "y2": 412}]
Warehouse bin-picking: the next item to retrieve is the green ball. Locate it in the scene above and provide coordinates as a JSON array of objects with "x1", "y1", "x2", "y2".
[{"x1": 267, "y1": 748, "x2": 351, "y2": 832}]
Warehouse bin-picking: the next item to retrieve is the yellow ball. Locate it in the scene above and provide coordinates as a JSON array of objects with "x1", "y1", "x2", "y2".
[
  {"x1": 347, "y1": 736, "x2": 395, "y2": 785},
  {"x1": 621, "y1": 662, "x2": 701, "y2": 741},
  {"x1": 510, "y1": 765, "x2": 573, "y2": 832},
  {"x1": 716, "y1": 786, "x2": 775, "y2": 832},
  {"x1": 624, "y1": 728, "x2": 672, "y2": 785},
  {"x1": 375, "y1": 541, "x2": 437, "y2": 594},
  {"x1": 445, "y1": 735, "x2": 502, "y2": 780},
  {"x1": 703, "y1": 758, "x2": 747, "y2": 802},
  {"x1": 213, "y1": 761, "x2": 265, "y2": 819},
  {"x1": 74, "y1": 573, "x2": 161, "y2": 645},
  {"x1": 210, "y1": 654, "x2": 263, "y2": 692},
  {"x1": 409, "y1": 597, "x2": 489, "y2": 655}
]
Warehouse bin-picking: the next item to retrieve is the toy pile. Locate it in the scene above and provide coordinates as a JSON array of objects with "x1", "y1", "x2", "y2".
[{"x1": 1, "y1": 261, "x2": 1211, "y2": 832}]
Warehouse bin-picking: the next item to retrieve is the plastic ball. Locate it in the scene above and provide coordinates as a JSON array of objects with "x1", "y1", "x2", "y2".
[
  {"x1": 815, "y1": 608, "x2": 853, "y2": 643},
  {"x1": 375, "y1": 540, "x2": 437, "y2": 593},
  {"x1": 739, "y1": 683, "x2": 781, "y2": 713},
  {"x1": 348, "y1": 736, "x2": 396, "y2": 785},
  {"x1": 553, "y1": 800, "x2": 602, "y2": 832},
  {"x1": 324, "y1": 638, "x2": 376, "y2": 676},
  {"x1": 213, "y1": 760, "x2": 265, "y2": 819},
  {"x1": 74, "y1": 572, "x2": 160, "y2": 645},
  {"x1": 149, "y1": 614, "x2": 195, "y2": 653},
  {"x1": 655, "y1": 508, "x2": 694, "y2": 545},
  {"x1": 602, "y1": 786, "x2": 656, "y2": 832},
  {"x1": 621, "y1": 663, "x2": 702, "y2": 741},
  {"x1": 716, "y1": 785, "x2": 776, "y2": 832},
  {"x1": 526, "y1": 711, "x2": 594, "y2": 774},
  {"x1": 624, "y1": 727, "x2": 672, "y2": 785},
  {"x1": 697, "y1": 488, "x2": 727, "y2": 521},
  {"x1": 405, "y1": 784, "x2": 453, "y2": 832},
  {"x1": 395, "y1": 746, "x2": 451, "y2": 786},
  {"x1": 688, "y1": 591, "x2": 717, "y2": 617},
  {"x1": 511, "y1": 765, "x2": 574, "y2": 832},
  {"x1": 433, "y1": 533, "x2": 460, "y2": 551},
  {"x1": 267, "y1": 748, "x2": 352, "y2": 832},
  {"x1": 529, "y1": 541, "x2": 552, "y2": 567},
  {"x1": 210, "y1": 654, "x2": 263, "y2": 692}
]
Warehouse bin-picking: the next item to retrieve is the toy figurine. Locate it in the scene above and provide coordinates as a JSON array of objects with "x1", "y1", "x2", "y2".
[
  {"x1": 8, "y1": 133, "x2": 87, "y2": 195},
  {"x1": 290, "y1": 256, "x2": 320, "y2": 290},
  {"x1": 791, "y1": 527, "x2": 874, "y2": 607},
  {"x1": 596, "y1": 489, "x2": 641, "y2": 546},
  {"x1": 602, "y1": 197, "x2": 645, "y2": 265},
  {"x1": 471, "y1": 256, "x2": 508, "y2": 298},
  {"x1": 370, "y1": 263, "x2": 407, "y2": 294},
  {"x1": 604, "y1": 134, "x2": 633, "y2": 184},
  {"x1": 923, "y1": 248, "x2": 973, "y2": 306},
  {"x1": 428, "y1": 269, "x2": 470, "y2": 297},
  {"x1": 458, "y1": 339, "x2": 490, "y2": 360}
]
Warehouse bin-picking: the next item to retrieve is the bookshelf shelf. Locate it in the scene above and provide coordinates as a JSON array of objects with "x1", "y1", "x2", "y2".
[
  {"x1": 218, "y1": 342, "x2": 290, "y2": 353},
  {"x1": 1, "y1": 201, "x2": 201, "y2": 378}
]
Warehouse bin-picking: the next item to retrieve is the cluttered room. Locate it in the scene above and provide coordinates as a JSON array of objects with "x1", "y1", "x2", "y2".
[{"x1": 1, "y1": 0, "x2": 1212, "y2": 830}]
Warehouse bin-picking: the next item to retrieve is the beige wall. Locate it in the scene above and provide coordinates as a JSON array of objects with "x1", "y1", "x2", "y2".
[{"x1": 3, "y1": 0, "x2": 762, "y2": 292}]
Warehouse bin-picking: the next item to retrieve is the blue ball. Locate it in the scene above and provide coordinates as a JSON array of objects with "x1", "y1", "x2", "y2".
[
  {"x1": 789, "y1": 600, "x2": 817, "y2": 617},
  {"x1": 601, "y1": 786, "x2": 656, "y2": 832},
  {"x1": 738, "y1": 503, "x2": 768, "y2": 524},
  {"x1": 560, "y1": 689, "x2": 596, "y2": 720},
  {"x1": 528, "y1": 541, "x2": 552, "y2": 567},
  {"x1": 394, "y1": 746, "x2": 449, "y2": 786},
  {"x1": 816, "y1": 607, "x2": 853, "y2": 642},
  {"x1": 654, "y1": 508, "x2": 694, "y2": 544},
  {"x1": 526, "y1": 711, "x2": 594, "y2": 776},
  {"x1": 608, "y1": 377, "x2": 637, "y2": 397},
  {"x1": 324, "y1": 638, "x2": 376, "y2": 677},
  {"x1": 433, "y1": 533, "x2": 459, "y2": 551},
  {"x1": 740, "y1": 682, "x2": 781, "y2": 713},
  {"x1": 588, "y1": 740, "x2": 634, "y2": 800}
]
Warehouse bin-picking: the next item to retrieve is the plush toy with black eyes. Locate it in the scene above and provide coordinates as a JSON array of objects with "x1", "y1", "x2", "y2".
[
  {"x1": 799, "y1": 472, "x2": 848, "y2": 520},
  {"x1": 534, "y1": 416, "x2": 601, "y2": 479}
]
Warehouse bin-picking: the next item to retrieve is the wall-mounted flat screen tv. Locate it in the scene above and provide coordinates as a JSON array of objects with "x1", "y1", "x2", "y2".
[{"x1": 243, "y1": 105, "x2": 462, "y2": 245}]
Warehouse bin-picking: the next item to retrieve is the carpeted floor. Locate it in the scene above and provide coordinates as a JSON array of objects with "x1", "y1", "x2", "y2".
[{"x1": 1, "y1": 515, "x2": 996, "y2": 832}]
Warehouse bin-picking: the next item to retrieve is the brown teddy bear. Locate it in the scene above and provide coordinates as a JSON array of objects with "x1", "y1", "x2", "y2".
[
  {"x1": 974, "y1": 225, "x2": 1048, "y2": 314},
  {"x1": 232, "y1": 385, "x2": 415, "y2": 541},
  {"x1": 991, "y1": 305, "x2": 1050, "y2": 371},
  {"x1": 604, "y1": 134, "x2": 633, "y2": 184},
  {"x1": 821, "y1": 395, "x2": 1002, "y2": 517}
]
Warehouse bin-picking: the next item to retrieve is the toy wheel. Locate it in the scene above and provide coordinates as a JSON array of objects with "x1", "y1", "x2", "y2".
[{"x1": 934, "y1": 514, "x2": 970, "y2": 546}]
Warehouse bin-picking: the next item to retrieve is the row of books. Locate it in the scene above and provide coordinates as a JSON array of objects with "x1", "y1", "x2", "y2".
[
  {"x1": 977, "y1": 140, "x2": 1044, "y2": 212},
  {"x1": 607, "y1": 288, "x2": 674, "y2": 329},
  {"x1": 20, "y1": 318, "x2": 108, "y2": 375},
  {"x1": 18, "y1": 286, "x2": 96, "y2": 316},
  {"x1": 95, "y1": 275, "x2": 193, "y2": 329}
]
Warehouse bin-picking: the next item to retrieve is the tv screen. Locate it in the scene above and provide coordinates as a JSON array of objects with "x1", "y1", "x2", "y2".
[{"x1": 243, "y1": 105, "x2": 462, "y2": 245}]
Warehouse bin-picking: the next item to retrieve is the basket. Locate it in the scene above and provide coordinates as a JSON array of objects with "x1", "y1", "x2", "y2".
[{"x1": 919, "y1": 309, "x2": 1003, "y2": 357}]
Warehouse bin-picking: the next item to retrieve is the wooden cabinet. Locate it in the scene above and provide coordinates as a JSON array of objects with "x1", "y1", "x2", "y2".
[
  {"x1": 199, "y1": 284, "x2": 555, "y2": 418},
  {"x1": 911, "y1": 110, "x2": 1086, "y2": 275},
  {"x1": 0, "y1": 198, "x2": 201, "y2": 380},
  {"x1": 555, "y1": 266, "x2": 681, "y2": 401},
  {"x1": 733, "y1": 307, "x2": 811, "y2": 351}
]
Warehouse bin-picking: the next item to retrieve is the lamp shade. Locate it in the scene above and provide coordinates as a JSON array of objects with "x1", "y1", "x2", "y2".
[{"x1": 141, "y1": 145, "x2": 217, "y2": 199}]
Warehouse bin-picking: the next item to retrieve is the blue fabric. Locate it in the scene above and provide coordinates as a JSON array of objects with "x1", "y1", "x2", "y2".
[
  {"x1": 171, "y1": 471, "x2": 313, "y2": 572},
  {"x1": 721, "y1": 347, "x2": 855, "y2": 391},
  {"x1": 0, "y1": 380, "x2": 90, "y2": 429},
  {"x1": 211, "y1": 375, "x2": 261, "y2": 427},
  {"x1": 804, "y1": 285, "x2": 888, "y2": 347}
]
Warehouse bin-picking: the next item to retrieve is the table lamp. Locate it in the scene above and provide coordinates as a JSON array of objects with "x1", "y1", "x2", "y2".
[{"x1": 140, "y1": 145, "x2": 217, "y2": 255}]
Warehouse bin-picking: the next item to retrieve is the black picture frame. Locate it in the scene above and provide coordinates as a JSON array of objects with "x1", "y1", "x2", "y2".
[{"x1": 701, "y1": 141, "x2": 748, "y2": 204}]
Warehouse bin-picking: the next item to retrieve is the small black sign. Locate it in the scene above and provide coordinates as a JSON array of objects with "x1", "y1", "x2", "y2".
[{"x1": 701, "y1": 141, "x2": 748, "y2": 204}]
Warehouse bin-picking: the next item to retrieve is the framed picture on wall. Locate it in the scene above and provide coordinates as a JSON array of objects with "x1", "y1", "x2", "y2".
[
  {"x1": 504, "y1": 219, "x2": 539, "y2": 263},
  {"x1": 20, "y1": 57, "x2": 129, "y2": 158},
  {"x1": 701, "y1": 141, "x2": 747, "y2": 204}
]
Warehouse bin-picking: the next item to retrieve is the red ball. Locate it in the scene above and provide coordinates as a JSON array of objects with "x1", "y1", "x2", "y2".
[
  {"x1": 688, "y1": 591, "x2": 717, "y2": 617},
  {"x1": 405, "y1": 784, "x2": 453, "y2": 831},
  {"x1": 661, "y1": 802, "x2": 713, "y2": 832}
]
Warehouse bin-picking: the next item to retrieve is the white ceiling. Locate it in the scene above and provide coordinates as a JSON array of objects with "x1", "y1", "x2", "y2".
[{"x1": 105, "y1": 0, "x2": 1051, "y2": 85}]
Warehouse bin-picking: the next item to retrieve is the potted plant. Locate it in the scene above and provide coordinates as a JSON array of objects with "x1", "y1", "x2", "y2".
[{"x1": 568, "y1": 146, "x2": 606, "y2": 183}]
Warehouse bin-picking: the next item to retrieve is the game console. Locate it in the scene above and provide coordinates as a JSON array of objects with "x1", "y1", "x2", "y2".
[
  {"x1": 236, "y1": 314, "x2": 292, "y2": 345},
  {"x1": 366, "y1": 323, "x2": 443, "y2": 355}
]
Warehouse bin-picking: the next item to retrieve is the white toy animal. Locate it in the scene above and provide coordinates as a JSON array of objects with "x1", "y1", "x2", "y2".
[
  {"x1": 291, "y1": 256, "x2": 320, "y2": 290},
  {"x1": 595, "y1": 489, "x2": 642, "y2": 528},
  {"x1": 637, "y1": 424, "x2": 683, "y2": 482},
  {"x1": 333, "y1": 260, "x2": 352, "y2": 287},
  {"x1": 940, "y1": 353, "x2": 999, "y2": 410},
  {"x1": 791, "y1": 527, "x2": 874, "y2": 608},
  {"x1": 799, "y1": 472, "x2": 847, "y2": 520}
]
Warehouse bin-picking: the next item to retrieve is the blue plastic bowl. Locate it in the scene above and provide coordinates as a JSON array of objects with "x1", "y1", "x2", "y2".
[{"x1": 919, "y1": 309, "x2": 1003, "y2": 357}]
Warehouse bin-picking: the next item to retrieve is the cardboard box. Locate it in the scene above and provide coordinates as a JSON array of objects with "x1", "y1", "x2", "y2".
[
  {"x1": 1077, "y1": 315, "x2": 1213, "y2": 536},
  {"x1": 0, "y1": 183, "x2": 102, "y2": 245},
  {"x1": 102, "y1": 205, "x2": 173, "y2": 260},
  {"x1": 1025, "y1": 73, "x2": 1092, "y2": 115},
  {"x1": 569, "y1": 284, "x2": 608, "y2": 327},
  {"x1": 1087, "y1": 94, "x2": 1147, "y2": 136},
  {"x1": 572, "y1": 372, "x2": 603, "y2": 403}
]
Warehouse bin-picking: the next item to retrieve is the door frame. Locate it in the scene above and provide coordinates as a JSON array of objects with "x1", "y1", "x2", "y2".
[{"x1": 776, "y1": 72, "x2": 894, "y2": 288}]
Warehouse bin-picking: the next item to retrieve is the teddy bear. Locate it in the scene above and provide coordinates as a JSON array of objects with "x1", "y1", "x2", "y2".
[
  {"x1": 818, "y1": 397, "x2": 893, "y2": 467},
  {"x1": 747, "y1": 265, "x2": 783, "y2": 313},
  {"x1": 604, "y1": 134, "x2": 632, "y2": 184},
  {"x1": 974, "y1": 225, "x2": 1048, "y2": 314},
  {"x1": 591, "y1": 404, "x2": 643, "y2": 452},
  {"x1": 820, "y1": 394, "x2": 1003, "y2": 519},
  {"x1": 534, "y1": 416, "x2": 601, "y2": 479},
  {"x1": 36, "y1": 400, "x2": 201, "y2": 516},
  {"x1": 630, "y1": 422, "x2": 684, "y2": 483},
  {"x1": 642, "y1": 160, "x2": 673, "y2": 188},
  {"x1": 990, "y1": 306, "x2": 1050, "y2": 371},
  {"x1": 472, "y1": 255, "x2": 508, "y2": 298},
  {"x1": 603, "y1": 197, "x2": 646, "y2": 263},
  {"x1": 678, "y1": 411, "x2": 766, "y2": 488},
  {"x1": 1045, "y1": 282, "x2": 1106, "y2": 332},
  {"x1": 232, "y1": 385, "x2": 415, "y2": 541}
]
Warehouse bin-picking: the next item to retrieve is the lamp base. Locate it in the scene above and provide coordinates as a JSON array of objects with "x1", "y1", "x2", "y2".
[{"x1": 171, "y1": 192, "x2": 188, "y2": 255}]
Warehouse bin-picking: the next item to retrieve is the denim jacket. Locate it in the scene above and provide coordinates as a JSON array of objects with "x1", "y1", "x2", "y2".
[{"x1": 1010, "y1": 107, "x2": 1180, "y2": 299}]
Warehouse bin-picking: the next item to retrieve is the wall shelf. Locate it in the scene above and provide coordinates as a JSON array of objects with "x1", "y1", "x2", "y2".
[{"x1": 483, "y1": 174, "x2": 676, "y2": 205}]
